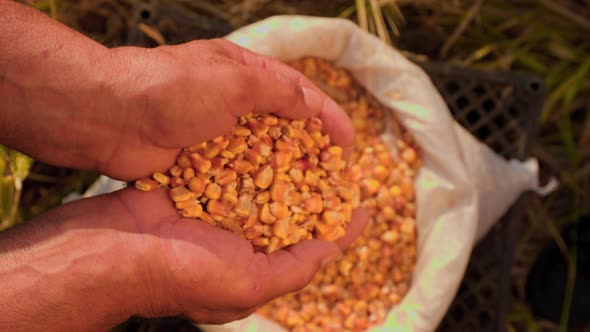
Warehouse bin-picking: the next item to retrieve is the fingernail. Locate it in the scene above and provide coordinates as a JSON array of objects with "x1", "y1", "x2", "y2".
[
  {"x1": 302, "y1": 87, "x2": 324, "y2": 112},
  {"x1": 321, "y1": 253, "x2": 340, "y2": 268}
]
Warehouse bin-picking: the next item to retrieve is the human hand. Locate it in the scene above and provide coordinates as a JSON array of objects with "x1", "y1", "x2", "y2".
[
  {"x1": 1, "y1": 2, "x2": 354, "y2": 181},
  {"x1": 93, "y1": 39, "x2": 354, "y2": 180},
  {"x1": 0, "y1": 187, "x2": 368, "y2": 331}
]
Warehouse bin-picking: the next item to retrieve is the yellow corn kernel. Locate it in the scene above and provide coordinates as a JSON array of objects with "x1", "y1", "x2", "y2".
[
  {"x1": 255, "y1": 190, "x2": 270, "y2": 205},
  {"x1": 180, "y1": 167, "x2": 194, "y2": 182},
  {"x1": 305, "y1": 117, "x2": 323, "y2": 133},
  {"x1": 152, "y1": 172, "x2": 170, "y2": 186},
  {"x1": 270, "y1": 182, "x2": 290, "y2": 203},
  {"x1": 298, "y1": 132, "x2": 315, "y2": 150},
  {"x1": 262, "y1": 114, "x2": 278, "y2": 126},
  {"x1": 304, "y1": 170, "x2": 320, "y2": 187},
  {"x1": 272, "y1": 218, "x2": 290, "y2": 239},
  {"x1": 288, "y1": 168, "x2": 304, "y2": 184},
  {"x1": 241, "y1": 176, "x2": 255, "y2": 192},
  {"x1": 135, "y1": 178, "x2": 159, "y2": 191},
  {"x1": 252, "y1": 237, "x2": 269, "y2": 247},
  {"x1": 244, "y1": 225, "x2": 264, "y2": 240},
  {"x1": 188, "y1": 177, "x2": 206, "y2": 196},
  {"x1": 233, "y1": 159, "x2": 253, "y2": 174},
  {"x1": 234, "y1": 195, "x2": 252, "y2": 217},
  {"x1": 286, "y1": 191, "x2": 302, "y2": 206},
  {"x1": 204, "y1": 182, "x2": 222, "y2": 200},
  {"x1": 322, "y1": 210, "x2": 345, "y2": 226},
  {"x1": 190, "y1": 153, "x2": 212, "y2": 174},
  {"x1": 275, "y1": 139, "x2": 296, "y2": 152},
  {"x1": 175, "y1": 198, "x2": 200, "y2": 209},
  {"x1": 271, "y1": 151, "x2": 292, "y2": 169},
  {"x1": 169, "y1": 176, "x2": 185, "y2": 188},
  {"x1": 219, "y1": 150, "x2": 235, "y2": 159},
  {"x1": 323, "y1": 196, "x2": 341, "y2": 210},
  {"x1": 252, "y1": 141, "x2": 272, "y2": 159},
  {"x1": 267, "y1": 236, "x2": 282, "y2": 253},
  {"x1": 247, "y1": 118, "x2": 270, "y2": 137},
  {"x1": 221, "y1": 192, "x2": 238, "y2": 206},
  {"x1": 402, "y1": 147, "x2": 417, "y2": 164},
  {"x1": 176, "y1": 153, "x2": 192, "y2": 168},
  {"x1": 169, "y1": 186, "x2": 193, "y2": 202},
  {"x1": 180, "y1": 205, "x2": 203, "y2": 218},
  {"x1": 268, "y1": 126, "x2": 282, "y2": 139},
  {"x1": 207, "y1": 200, "x2": 228, "y2": 218},
  {"x1": 244, "y1": 149, "x2": 263, "y2": 166},
  {"x1": 215, "y1": 169, "x2": 237, "y2": 186},
  {"x1": 200, "y1": 212, "x2": 216, "y2": 225},
  {"x1": 284, "y1": 125, "x2": 303, "y2": 139},
  {"x1": 318, "y1": 225, "x2": 345, "y2": 241},
  {"x1": 233, "y1": 125, "x2": 251, "y2": 136},
  {"x1": 227, "y1": 136, "x2": 247, "y2": 154},
  {"x1": 203, "y1": 143, "x2": 221, "y2": 158},
  {"x1": 270, "y1": 202, "x2": 289, "y2": 219},
  {"x1": 212, "y1": 135, "x2": 230, "y2": 150},
  {"x1": 310, "y1": 131, "x2": 328, "y2": 149},
  {"x1": 254, "y1": 165, "x2": 274, "y2": 189},
  {"x1": 303, "y1": 196, "x2": 323, "y2": 214},
  {"x1": 259, "y1": 203, "x2": 276, "y2": 224},
  {"x1": 361, "y1": 179, "x2": 380, "y2": 197},
  {"x1": 168, "y1": 165, "x2": 182, "y2": 177},
  {"x1": 187, "y1": 141, "x2": 207, "y2": 152}
]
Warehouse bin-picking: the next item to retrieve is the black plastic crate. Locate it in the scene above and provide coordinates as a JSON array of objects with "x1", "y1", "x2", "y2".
[{"x1": 418, "y1": 62, "x2": 545, "y2": 332}]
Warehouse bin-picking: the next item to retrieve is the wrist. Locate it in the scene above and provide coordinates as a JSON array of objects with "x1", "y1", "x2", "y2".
[
  {"x1": 0, "y1": 1, "x2": 124, "y2": 172},
  {"x1": 0, "y1": 196, "x2": 147, "y2": 331}
]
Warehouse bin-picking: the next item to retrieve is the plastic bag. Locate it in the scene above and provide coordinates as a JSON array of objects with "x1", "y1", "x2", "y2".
[
  {"x1": 201, "y1": 16, "x2": 543, "y2": 332},
  {"x1": 80, "y1": 16, "x2": 543, "y2": 332}
]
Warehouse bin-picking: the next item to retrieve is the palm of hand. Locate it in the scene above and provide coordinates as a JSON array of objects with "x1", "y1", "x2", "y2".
[{"x1": 110, "y1": 187, "x2": 364, "y2": 324}]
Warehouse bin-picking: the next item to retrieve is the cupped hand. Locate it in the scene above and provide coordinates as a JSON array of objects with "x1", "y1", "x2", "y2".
[
  {"x1": 0, "y1": 185, "x2": 368, "y2": 331},
  {"x1": 93, "y1": 39, "x2": 354, "y2": 180},
  {"x1": 114, "y1": 187, "x2": 367, "y2": 324}
]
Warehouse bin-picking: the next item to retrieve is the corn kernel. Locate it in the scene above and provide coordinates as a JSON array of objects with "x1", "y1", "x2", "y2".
[
  {"x1": 135, "y1": 178, "x2": 159, "y2": 191},
  {"x1": 180, "y1": 205, "x2": 203, "y2": 218},
  {"x1": 169, "y1": 186, "x2": 192, "y2": 202},
  {"x1": 169, "y1": 176, "x2": 185, "y2": 188},
  {"x1": 303, "y1": 195, "x2": 323, "y2": 214},
  {"x1": 270, "y1": 202, "x2": 289, "y2": 219},
  {"x1": 169, "y1": 165, "x2": 182, "y2": 177},
  {"x1": 272, "y1": 218, "x2": 290, "y2": 239},
  {"x1": 176, "y1": 153, "x2": 192, "y2": 168},
  {"x1": 271, "y1": 151, "x2": 292, "y2": 169},
  {"x1": 175, "y1": 198, "x2": 200, "y2": 210},
  {"x1": 152, "y1": 172, "x2": 170, "y2": 186},
  {"x1": 270, "y1": 182, "x2": 290, "y2": 203},
  {"x1": 204, "y1": 182, "x2": 222, "y2": 200},
  {"x1": 207, "y1": 200, "x2": 228, "y2": 218},
  {"x1": 188, "y1": 177, "x2": 206, "y2": 196},
  {"x1": 190, "y1": 153, "x2": 212, "y2": 174},
  {"x1": 233, "y1": 125, "x2": 251, "y2": 136},
  {"x1": 254, "y1": 165, "x2": 274, "y2": 189},
  {"x1": 244, "y1": 225, "x2": 264, "y2": 240},
  {"x1": 215, "y1": 169, "x2": 237, "y2": 186},
  {"x1": 322, "y1": 210, "x2": 345, "y2": 226},
  {"x1": 259, "y1": 203, "x2": 276, "y2": 224},
  {"x1": 252, "y1": 237, "x2": 270, "y2": 247}
]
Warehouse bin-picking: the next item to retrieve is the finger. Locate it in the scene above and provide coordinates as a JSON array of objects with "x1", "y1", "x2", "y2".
[
  {"x1": 334, "y1": 207, "x2": 370, "y2": 250},
  {"x1": 246, "y1": 239, "x2": 340, "y2": 305}
]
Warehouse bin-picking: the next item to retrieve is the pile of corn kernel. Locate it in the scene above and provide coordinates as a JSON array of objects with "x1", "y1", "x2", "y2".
[
  {"x1": 135, "y1": 113, "x2": 360, "y2": 253},
  {"x1": 255, "y1": 58, "x2": 421, "y2": 331}
]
